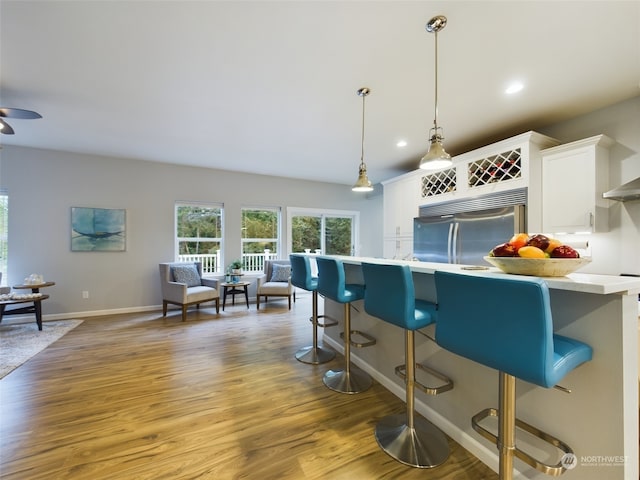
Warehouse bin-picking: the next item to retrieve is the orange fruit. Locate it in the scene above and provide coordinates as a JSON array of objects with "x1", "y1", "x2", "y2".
[
  {"x1": 518, "y1": 246, "x2": 546, "y2": 258},
  {"x1": 508, "y1": 233, "x2": 529, "y2": 250},
  {"x1": 545, "y1": 238, "x2": 562, "y2": 253}
]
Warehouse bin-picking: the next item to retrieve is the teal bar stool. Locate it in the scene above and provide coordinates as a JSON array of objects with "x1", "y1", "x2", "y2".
[
  {"x1": 434, "y1": 271, "x2": 593, "y2": 480},
  {"x1": 316, "y1": 256, "x2": 372, "y2": 394},
  {"x1": 290, "y1": 254, "x2": 336, "y2": 364},
  {"x1": 362, "y1": 262, "x2": 453, "y2": 468}
]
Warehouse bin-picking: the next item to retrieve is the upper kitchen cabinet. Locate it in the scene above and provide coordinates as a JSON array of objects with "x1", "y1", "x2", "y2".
[
  {"x1": 419, "y1": 131, "x2": 559, "y2": 231},
  {"x1": 541, "y1": 135, "x2": 614, "y2": 233}
]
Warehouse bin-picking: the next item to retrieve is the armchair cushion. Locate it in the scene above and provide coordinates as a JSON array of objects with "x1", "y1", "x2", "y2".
[
  {"x1": 270, "y1": 263, "x2": 291, "y2": 282},
  {"x1": 171, "y1": 264, "x2": 201, "y2": 287}
]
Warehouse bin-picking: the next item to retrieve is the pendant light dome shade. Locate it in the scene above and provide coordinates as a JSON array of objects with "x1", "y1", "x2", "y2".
[
  {"x1": 419, "y1": 15, "x2": 453, "y2": 171},
  {"x1": 352, "y1": 87, "x2": 374, "y2": 192}
]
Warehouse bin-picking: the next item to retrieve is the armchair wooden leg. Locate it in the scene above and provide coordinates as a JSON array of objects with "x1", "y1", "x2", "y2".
[
  {"x1": 288, "y1": 295, "x2": 291, "y2": 310},
  {"x1": 163, "y1": 301, "x2": 168, "y2": 317},
  {"x1": 181, "y1": 305, "x2": 187, "y2": 322},
  {"x1": 216, "y1": 298, "x2": 220, "y2": 314}
]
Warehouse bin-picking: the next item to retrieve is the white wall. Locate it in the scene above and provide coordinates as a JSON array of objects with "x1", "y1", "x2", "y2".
[
  {"x1": 539, "y1": 95, "x2": 640, "y2": 275},
  {"x1": 0, "y1": 146, "x2": 383, "y2": 316}
]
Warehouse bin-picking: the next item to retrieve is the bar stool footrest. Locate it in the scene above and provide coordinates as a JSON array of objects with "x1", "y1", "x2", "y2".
[
  {"x1": 310, "y1": 314, "x2": 338, "y2": 328},
  {"x1": 340, "y1": 330, "x2": 376, "y2": 348},
  {"x1": 472, "y1": 407, "x2": 573, "y2": 476},
  {"x1": 395, "y1": 363, "x2": 454, "y2": 396}
]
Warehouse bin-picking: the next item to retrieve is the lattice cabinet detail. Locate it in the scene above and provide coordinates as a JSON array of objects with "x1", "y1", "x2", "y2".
[
  {"x1": 421, "y1": 168, "x2": 457, "y2": 198},
  {"x1": 468, "y1": 148, "x2": 522, "y2": 188}
]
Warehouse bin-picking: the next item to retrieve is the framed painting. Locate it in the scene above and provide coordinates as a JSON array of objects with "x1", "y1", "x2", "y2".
[{"x1": 71, "y1": 207, "x2": 126, "y2": 252}]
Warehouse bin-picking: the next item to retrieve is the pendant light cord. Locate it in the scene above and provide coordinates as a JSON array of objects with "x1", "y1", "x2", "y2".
[
  {"x1": 360, "y1": 93, "x2": 366, "y2": 168},
  {"x1": 433, "y1": 30, "x2": 439, "y2": 132}
]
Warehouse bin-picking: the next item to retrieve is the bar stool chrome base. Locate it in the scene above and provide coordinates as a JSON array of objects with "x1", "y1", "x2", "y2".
[
  {"x1": 295, "y1": 345, "x2": 335, "y2": 364},
  {"x1": 375, "y1": 413, "x2": 449, "y2": 468},
  {"x1": 323, "y1": 368, "x2": 372, "y2": 394}
]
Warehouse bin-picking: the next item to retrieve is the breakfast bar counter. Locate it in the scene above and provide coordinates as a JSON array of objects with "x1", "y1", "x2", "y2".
[{"x1": 318, "y1": 256, "x2": 639, "y2": 480}]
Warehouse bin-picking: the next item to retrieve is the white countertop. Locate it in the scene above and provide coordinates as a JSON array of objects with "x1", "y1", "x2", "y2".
[{"x1": 334, "y1": 256, "x2": 640, "y2": 296}]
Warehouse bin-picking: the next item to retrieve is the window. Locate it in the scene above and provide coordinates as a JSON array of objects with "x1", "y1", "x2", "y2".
[
  {"x1": 242, "y1": 207, "x2": 280, "y2": 272},
  {"x1": 288, "y1": 208, "x2": 359, "y2": 256},
  {"x1": 175, "y1": 203, "x2": 223, "y2": 274},
  {"x1": 0, "y1": 191, "x2": 7, "y2": 283}
]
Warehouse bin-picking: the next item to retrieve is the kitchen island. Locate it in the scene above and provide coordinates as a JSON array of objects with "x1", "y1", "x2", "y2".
[{"x1": 318, "y1": 256, "x2": 639, "y2": 480}]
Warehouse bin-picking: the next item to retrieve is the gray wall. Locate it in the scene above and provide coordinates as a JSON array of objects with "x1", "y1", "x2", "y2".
[{"x1": 0, "y1": 146, "x2": 383, "y2": 316}]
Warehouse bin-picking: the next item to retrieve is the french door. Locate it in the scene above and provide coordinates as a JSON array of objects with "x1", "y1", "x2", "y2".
[{"x1": 287, "y1": 208, "x2": 359, "y2": 256}]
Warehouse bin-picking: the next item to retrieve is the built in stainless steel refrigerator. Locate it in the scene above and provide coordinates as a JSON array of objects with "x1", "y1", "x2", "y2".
[{"x1": 413, "y1": 191, "x2": 526, "y2": 266}]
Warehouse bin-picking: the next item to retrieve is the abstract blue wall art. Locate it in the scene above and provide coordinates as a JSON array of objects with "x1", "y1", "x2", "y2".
[{"x1": 71, "y1": 207, "x2": 126, "y2": 252}]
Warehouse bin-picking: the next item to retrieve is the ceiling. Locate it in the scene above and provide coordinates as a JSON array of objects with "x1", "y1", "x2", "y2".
[{"x1": 1, "y1": 1, "x2": 639, "y2": 186}]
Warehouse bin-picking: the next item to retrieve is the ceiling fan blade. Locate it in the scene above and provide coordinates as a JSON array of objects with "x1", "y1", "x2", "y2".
[
  {"x1": 0, "y1": 107, "x2": 42, "y2": 119},
  {"x1": 0, "y1": 118, "x2": 15, "y2": 134}
]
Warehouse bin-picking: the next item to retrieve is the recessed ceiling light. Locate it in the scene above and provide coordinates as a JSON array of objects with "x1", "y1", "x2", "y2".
[
  {"x1": 505, "y1": 82, "x2": 524, "y2": 95},
  {"x1": 396, "y1": 140, "x2": 407, "y2": 147}
]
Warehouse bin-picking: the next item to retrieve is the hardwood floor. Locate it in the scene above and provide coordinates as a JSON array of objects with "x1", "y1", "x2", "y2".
[{"x1": 0, "y1": 293, "x2": 497, "y2": 479}]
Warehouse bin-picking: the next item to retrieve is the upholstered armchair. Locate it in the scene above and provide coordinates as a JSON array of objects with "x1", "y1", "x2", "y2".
[
  {"x1": 159, "y1": 262, "x2": 220, "y2": 321},
  {"x1": 256, "y1": 260, "x2": 295, "y2": 310}
]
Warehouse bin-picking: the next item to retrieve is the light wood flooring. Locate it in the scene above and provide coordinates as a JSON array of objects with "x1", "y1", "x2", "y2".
[{"x1": 0, "y1": 292, "x2": 498, "y2": 479}]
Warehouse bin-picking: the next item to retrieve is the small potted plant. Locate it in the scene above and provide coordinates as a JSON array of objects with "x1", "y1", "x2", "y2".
[
  {"x1": 228, "y1": 259, "x2": 243, "y2": 274},
  {"x1": 227, "y1": 259, "x2": 243, "y2": 282}
]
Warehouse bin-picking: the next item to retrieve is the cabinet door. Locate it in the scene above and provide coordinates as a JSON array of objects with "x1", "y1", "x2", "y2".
[
  {"x1": 542, "y1": 136, "x2": 611, "y2": 233},
  {"x1": 383, "y1": 176, "x2": 420, "y2": 237}
]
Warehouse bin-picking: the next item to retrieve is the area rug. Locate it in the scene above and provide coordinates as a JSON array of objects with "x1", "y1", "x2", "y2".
[{"x1": 0, "y1": 319, "x2": 83, "y2": 379}]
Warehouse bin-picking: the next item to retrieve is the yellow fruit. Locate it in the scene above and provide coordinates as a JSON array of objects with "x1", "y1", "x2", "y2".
[
  {"x1": 545, "y1": 238, "x2": 562, "y2": 253},
  {"x1": 518, "y1": 246, "x2": 546, "y2": 258}
]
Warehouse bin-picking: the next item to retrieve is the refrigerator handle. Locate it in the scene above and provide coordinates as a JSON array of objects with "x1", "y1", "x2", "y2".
[
  {"x1": 514, "y1": 204, "x2": 526, "y2": 233},
  {"x1": 451, "y1": 222, "x2": 460, "y2": 263},
  {"x1": 447, "y1": 222, "x2": 455, "y2": 263}
]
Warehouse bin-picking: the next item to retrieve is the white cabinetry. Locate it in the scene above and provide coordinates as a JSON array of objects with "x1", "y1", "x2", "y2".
[
  {"x1": 382, "y1": 172, "x2": 421, "y2": 259},
  {"x1": 381, "y1": 132, "x2": 559, "y2": 259},
  {"x1": 416, "y1": 131, "x2": 558, "y2": 231},
  {"x1": 541, "y1": 135, "x2": 614, "y2": 233}
]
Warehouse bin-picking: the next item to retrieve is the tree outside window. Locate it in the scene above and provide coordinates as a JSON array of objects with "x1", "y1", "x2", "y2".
[
  {"x1": 289, "y1": 209, "x2": 357, "y2": 256},
  {"x1": 242, "y1": 207, "x2": 280, "y2": 271},
  {"x1": 176, "y1": 203, "x2": 223, "y2": 274}
]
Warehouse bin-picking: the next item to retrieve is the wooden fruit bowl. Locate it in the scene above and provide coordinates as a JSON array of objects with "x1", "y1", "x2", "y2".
[{"x1": 483, "y1": 256, "x2": 591, "y2": 277}]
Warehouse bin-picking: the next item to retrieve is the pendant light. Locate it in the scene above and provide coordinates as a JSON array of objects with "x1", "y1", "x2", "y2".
[
  {"x1": 419, "y1": 15, "x2": 452, "y2": 171},
  {"x1": 352, "y1": 87, "x2": 374, "y2": 192}
]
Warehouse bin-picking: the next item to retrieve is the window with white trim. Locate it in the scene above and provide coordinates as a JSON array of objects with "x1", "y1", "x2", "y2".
[
  {"x1": 242, "y1": 207, "x2": 281, "y2": 272},
  {"x1": 288, "y1": 207, "x2": 359, "y2": 256},
  {"x1": 175, "y1": 202, "x2": 223, "y2": 275}
]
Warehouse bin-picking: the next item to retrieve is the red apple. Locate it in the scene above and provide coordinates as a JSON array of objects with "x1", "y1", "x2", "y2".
[
  {"x1": 527, "y1": 234, "x2": 550, "y2": 251},
  {"x1": 490, "y1": 242, "x2": 518, "y2": 257},
  {"x1": 550, "y1": 245, "x2": 580, "y2": 258}
]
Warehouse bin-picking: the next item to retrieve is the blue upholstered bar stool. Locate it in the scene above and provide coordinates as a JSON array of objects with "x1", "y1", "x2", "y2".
[
  {"x1": 362, "y1": 262, "x2": 453, "y2": 468},
  {"x1": 290, "y1": 254, "x2": 336, "y2": 364},
  {"x1": 316, "y1": 256, "x2": 372, "y2": 394},
  {"x1": 434, "y1": 271, "x2": 593, "y2": 480}
]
